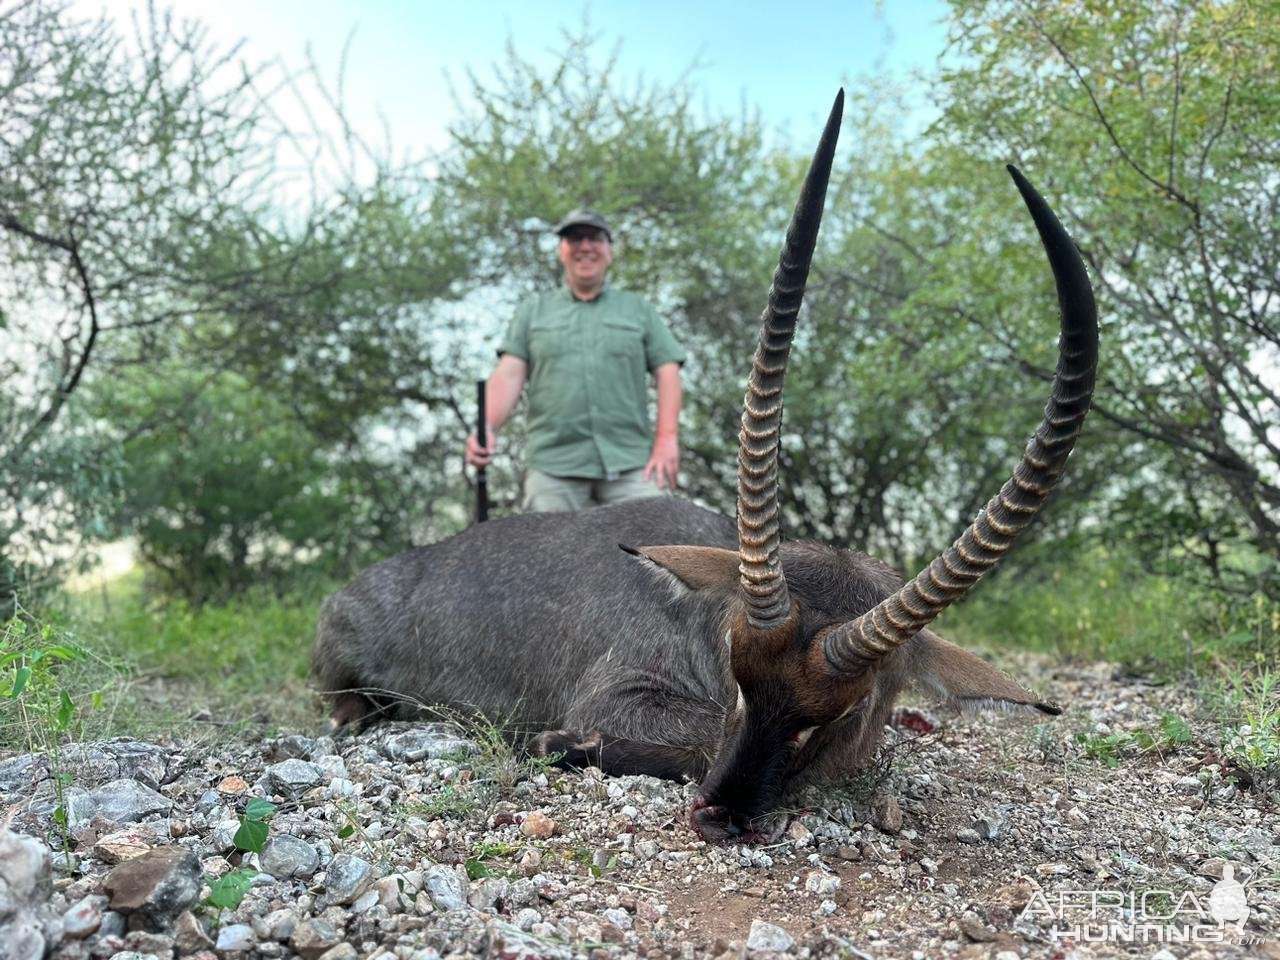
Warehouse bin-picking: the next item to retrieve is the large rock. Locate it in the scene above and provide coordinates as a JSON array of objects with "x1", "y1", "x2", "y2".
[
  {"x1": 871, "y1": 791, "x2": 903, "y2": 835},
  {"x1": 484, "y1": 919, "x2": 573, "y2": 960},
  {"x1": 0, "y1": 830, "x2": 62, "y2": 960},
  {"x1": 62, "y1": 895, "x2": 105, "y2": 939},
  {"x1": 377, "y1": 723, "x2": 476, "y2": 762},
  {"x1": 424, "y1": 864, "x2": 469, "y2": 912},
  {"x1": 316, "y1": 854, "x2": 376, "y2": 908},
  {"x1": 69, "y1": 778, "x2": 172, "y2": 826},
  {"x1": 0, "y1": 830, "x2": 51, "y2": 919},
  {"x1": 0, "y1": 754, "x2": 50, "y2": 794},
  {"x1": 746, "y1": 919, "x2": 794, "y2": 952},
  {"x1": 0, "y1": 917, "x2": 48, "y2": 960},
  {"x1": 174, "y1": 910, "x2": 215, "y2": 952},
  {"x1": 290, "y1": 917, "x2": 342, "y2": 960},
  {"x1": 259, "y1": 835, "x2": 321, "y2": 879},
  {"x1": 1, "y1": 741, "x2": 168, "y2": 797},
  {"x1": 103, "y1": 847, "x2": 202, "y2": 930},
  {"x1": 60, "y1": 740, "x2": 169, "y2": 789},
  {"x1": 261, "y1": 759, "x2": 324, "y2": 797},
  {"x1": 215, "y1": 922, "x2": 255, "y2": 951}
]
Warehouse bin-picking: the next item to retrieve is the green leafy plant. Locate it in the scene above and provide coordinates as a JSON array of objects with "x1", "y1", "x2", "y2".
[
  {"x1": 232, "y1": 798, "x2": 277, "y2": 853},
  {"x1": 1219, "y1": 668, "x2": 1280, "y2": 787},
  {"x1": 564, "y1": 846, "x2": 617, "y2": 879},
  {"x1": 203, "y1": 798, "x2": 277, "y2": 913},
  {"x1": 464, "y1": 840, "x2": 524, "y2": 881},
  {"x1": 409, "y1": 784, "x2": 477, "y2": 821},
  {"x1": 1076, "y1": 712, "x2": 1197, "y2": 768},
  {"x1": 1, "y1": 606, "x2": 104, "y2": 857},
  {"x1": 1075, "y1": 731, "x2": 1128, "y2": 769},
  {"x1": 205, "y1": 868, "x2": 258, "y2": 912},
  {"x1": 1131, "y1": 713, "x2": 1193, "y2": 751}
]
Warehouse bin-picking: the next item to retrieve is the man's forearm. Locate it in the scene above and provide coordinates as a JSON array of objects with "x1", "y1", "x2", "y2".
[
  {"x1": 485, "y1": 354, "x2": 529, "y2": 432},
  {"x1": 653, "y1": 363, "x2": 682, "y2": 440}
]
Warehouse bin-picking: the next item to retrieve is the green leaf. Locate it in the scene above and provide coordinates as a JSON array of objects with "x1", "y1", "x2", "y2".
[
  {"x1": 206, "y1": 868, "x2": 257, "y2": 911},
  {"x1": 244, "y1": 798, "x2": 277, "y2": 820},
  {"x1": 1160, "y1": 713, "x2": 1192, "y2": 745},
  {"x1": 54, "y1": 691, "x2": 76, "y2": 731},
  {"x1": 337, "y1": 824, "x2": 354, "y2": 839},
  {"x1": 464, "y1": 859, "x2": 494, "y2": 880},
  {"x1": 9, "y1": 666, "x2": 31, "y2": 698},
  {"x1": 233, "y1": 817, "x2": 269, "y2": 853}
]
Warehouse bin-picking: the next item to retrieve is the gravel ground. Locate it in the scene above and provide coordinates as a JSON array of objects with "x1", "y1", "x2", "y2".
[{"x1": 1, "y1": 657, "x2": 1276, "y2": 960}]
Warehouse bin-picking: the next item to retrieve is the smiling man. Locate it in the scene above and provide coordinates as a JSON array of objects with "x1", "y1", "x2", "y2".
[{"x1": 465, "y1": 209, "x2": 685, "y2": 512}]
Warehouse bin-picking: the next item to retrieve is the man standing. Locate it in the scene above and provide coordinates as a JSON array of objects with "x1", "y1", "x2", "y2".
[{"x1": 465, "y1": 209, "x2": 684, "y2": 512}]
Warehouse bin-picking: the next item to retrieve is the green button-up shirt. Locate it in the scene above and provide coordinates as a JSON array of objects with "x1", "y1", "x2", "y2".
[{"x1": 498, "y1": 286, "x2": 685, "y2": 479}]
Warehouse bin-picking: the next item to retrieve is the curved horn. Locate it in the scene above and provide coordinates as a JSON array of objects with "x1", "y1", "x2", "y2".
[
  {"x1": 738, "y1": 90, "x2": 844, "y2": 630},
  {"x1": 823, "y1": 165, "x2": 1098, "y2": 673}
]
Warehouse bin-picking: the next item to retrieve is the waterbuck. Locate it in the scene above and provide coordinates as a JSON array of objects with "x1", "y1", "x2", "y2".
[{"x1": 312, "y1": 90, "x2": 1097, "y2": 842}]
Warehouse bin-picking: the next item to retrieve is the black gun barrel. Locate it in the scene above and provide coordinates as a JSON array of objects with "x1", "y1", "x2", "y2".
[{"x1": 476, "y1": 379, "x2": 488, "y2": 523}]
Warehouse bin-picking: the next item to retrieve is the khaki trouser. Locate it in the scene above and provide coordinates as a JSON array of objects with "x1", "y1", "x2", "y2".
[{"x1": 522, "y1": 467, "x2": 667, "y2": 513}]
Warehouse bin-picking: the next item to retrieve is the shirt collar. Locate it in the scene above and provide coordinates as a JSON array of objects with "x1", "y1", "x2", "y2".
[{"x1": 561, "y1": 283, "x2": 610, "y2": 304}]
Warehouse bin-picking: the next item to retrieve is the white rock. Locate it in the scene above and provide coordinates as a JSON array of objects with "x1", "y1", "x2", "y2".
[
  {"x1": 215, "y1": 922, "x2": 255, "y2": 951},
  {"x1": 804, "y1": 870, "x2": 840, "y2": 896},
  {"x1": 601, "y1": 907, "x2": 632, "y2": 930},
  {"x1": 746, "y1": 919, "x2": 794, "y2": 952}
]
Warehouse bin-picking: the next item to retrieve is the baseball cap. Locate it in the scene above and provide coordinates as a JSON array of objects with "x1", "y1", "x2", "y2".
[{"x1": 553, "y1": 209, "x2": 612, "y2": 241}]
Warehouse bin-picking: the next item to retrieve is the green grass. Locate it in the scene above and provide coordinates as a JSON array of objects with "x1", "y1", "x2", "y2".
[
  {"x1": 48, "y1": 568, "x2": 333, "y2": 742},
  {"x1": 937, "y1": 545, "x2": 1280, "y2": 789},
  {"x1": 937, "y1": 545, "x2": 1216, "y2": 675},
  {"x1": 1, "y1": 603, "x2": 123, "y2": 753}
]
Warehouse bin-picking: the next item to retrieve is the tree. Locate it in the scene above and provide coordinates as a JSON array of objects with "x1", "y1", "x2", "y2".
[
  {"x1": 932, "y1": 0, "x2": 1280, "y2": 589},
  {"x1": 0, "y1": 2, "x2": 468, "y2": 600},
  {"x1": 0, "y1": 1, "x2": 275, "y2": 598},
  {"x1": 94, "y1": 368, "x2": 347, "y2": 603}
]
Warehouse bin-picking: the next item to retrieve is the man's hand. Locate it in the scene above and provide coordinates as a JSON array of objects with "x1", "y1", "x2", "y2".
[
  {"x1": 644, "y1": 433, "x2": 679, "y2": 489},
  {"x1": 465, "y1": 427, "x2": 497, "y2": 468}
]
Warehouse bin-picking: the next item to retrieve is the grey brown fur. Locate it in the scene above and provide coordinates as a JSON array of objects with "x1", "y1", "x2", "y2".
[{"x1": 313, "y1": 499, "x2": 737, "y2": 743}]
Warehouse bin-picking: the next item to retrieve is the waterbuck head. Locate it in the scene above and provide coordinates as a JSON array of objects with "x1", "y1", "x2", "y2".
[{"x1": 630, "y1": 90, "x2": 1098, "y2": 842}]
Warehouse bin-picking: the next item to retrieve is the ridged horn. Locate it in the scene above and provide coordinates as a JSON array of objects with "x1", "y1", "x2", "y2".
[
  {"x1": 823, "y1": 165, "x2": 1098, "y2": 672},
  {"x1": 737, "y1": 90, "x2": 844, "y2": 631}
]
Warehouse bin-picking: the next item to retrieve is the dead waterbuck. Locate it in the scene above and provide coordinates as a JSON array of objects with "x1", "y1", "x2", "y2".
[{"x1": 312, "y1": 89, "x2": 1097, "y2": 842}]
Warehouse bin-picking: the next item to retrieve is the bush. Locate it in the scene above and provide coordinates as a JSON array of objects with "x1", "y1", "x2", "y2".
[{"x1": 938, "y1": 545, "x2": 1198, "y2": 675}]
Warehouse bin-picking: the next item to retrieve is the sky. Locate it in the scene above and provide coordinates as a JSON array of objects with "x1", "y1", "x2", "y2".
[{"x1": 73, "y1": 0, "x2": 953, "y2": 162}]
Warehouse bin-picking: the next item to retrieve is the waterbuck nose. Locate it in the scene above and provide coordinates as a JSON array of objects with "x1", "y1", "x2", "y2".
[{"x1": 689, "y1": 795, "x2": 771, "y2": 844}]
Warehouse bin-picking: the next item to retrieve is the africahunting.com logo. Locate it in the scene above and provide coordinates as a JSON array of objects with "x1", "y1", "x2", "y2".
[{"x1": 1019, "y1": 864, "x2": 1266, "y2": 946}]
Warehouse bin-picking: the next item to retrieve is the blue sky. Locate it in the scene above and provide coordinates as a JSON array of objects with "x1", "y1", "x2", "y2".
[{"x1": 78, "y1": 1, "x2": 952, "y2": 158}]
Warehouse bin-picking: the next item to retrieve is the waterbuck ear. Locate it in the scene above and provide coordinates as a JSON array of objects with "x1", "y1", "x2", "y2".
[
  {"x1": 620, "y1": 544, "x2": 740, "y2": 593},
  {"x1": 911, "y1": 629, "x2": 1062, "y2": 715}
]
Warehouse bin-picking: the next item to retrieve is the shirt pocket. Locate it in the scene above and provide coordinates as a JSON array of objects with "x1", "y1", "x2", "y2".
[
  {"x1": 602, "y1": 320, "x2": 645, "y2": 359},
  {"x1": 528, "y1": 318, "x2": 573, "y2": 363}
]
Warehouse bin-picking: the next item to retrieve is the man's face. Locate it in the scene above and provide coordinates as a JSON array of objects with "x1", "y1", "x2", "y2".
[{"x1": 557, "y1": 227, "x2": 613, "y2": 288}]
